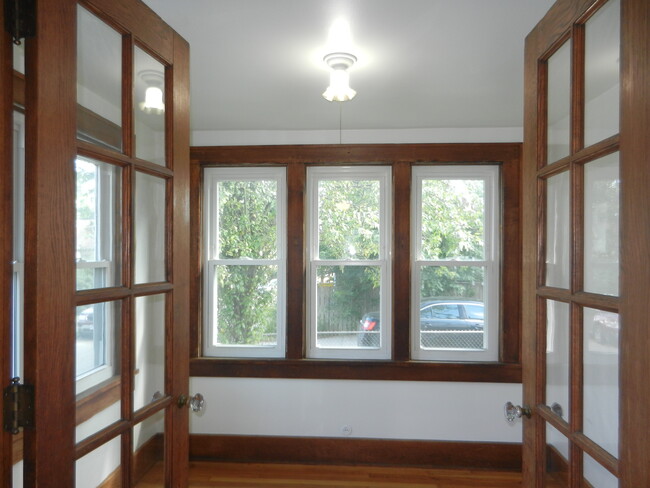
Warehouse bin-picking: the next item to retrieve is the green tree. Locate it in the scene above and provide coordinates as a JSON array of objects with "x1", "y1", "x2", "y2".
[
  {"x1": 215, "y1": 180, "x2": 278, "y2": 345},
  {"x1": 419, "y1": 179, "x2": 485, "y2": 300}
]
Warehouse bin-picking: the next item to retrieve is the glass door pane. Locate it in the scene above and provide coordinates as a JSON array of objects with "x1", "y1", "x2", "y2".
[
  {"x1": 134, "y1": 172, "x2": 166, "y2": 284},
  {"x1": 547, "y1": 41, "x2": 572, "y2": 163},
  {"x1": 545, "y1": 423, "x2": 569, "y2": 487},
  {"x1": 132, "y1": 410, "x2": 165, "y2": 486},
  {"x1": 584, "y1": 452, "x2": 618, "y2": 488},
  {"x1": 546, "y1": 300, "x2": 570, "y2": 422},
  {"x1": 584, "y1": 153, "x2": 619, "y2": 296},
  {"x1": 584, "y1": 0, "x2": 620, "y2": 147},
  {"x1": 583, "y1": 308, "x2": 619, "y2": 457},
  {"x1": 134, "y1": 47, "x2": 166, "y2": 166},
  {"x1": 133, "y1": 294, "x2": 166, "y2": 412},
  {"x1": 545, "y1": 172, "x2": 570, "y2": 288},
  {"x1": 77, "y1": 5, "x2": 123, "y2": 151},
  {"x1": 75, "y1": 436, "x2": 122, "y2": 488}
]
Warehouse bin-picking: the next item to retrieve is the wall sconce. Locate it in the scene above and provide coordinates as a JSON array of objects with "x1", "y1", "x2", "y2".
[
  {"x1": 322, "y1": 52, "x2": 357, "y2": 102},
  {"x1": 138, "y1": 70, "x2": 165, "y2": 114}
]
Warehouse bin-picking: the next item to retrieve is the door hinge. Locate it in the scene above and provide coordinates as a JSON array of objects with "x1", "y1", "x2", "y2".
[
  {"x1": 3, "y1": 377, "x2": 34, "y2": 434},
  {"x1": 4, "y1": 0, "x2": 36, "y2": 45}
]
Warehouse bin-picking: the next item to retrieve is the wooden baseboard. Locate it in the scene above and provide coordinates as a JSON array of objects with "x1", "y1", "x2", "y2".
[{"x1": 190, "y1": 434, "x2": 522, "y2": 471}]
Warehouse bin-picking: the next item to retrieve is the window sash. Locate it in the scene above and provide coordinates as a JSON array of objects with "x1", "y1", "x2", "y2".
[
  {"x1": 411, "y1": 165, "x2": 500, "y2": 362},
  {"x1": 306, "y1": 166, "x2": 392, "y2": 359},
  {"x1": 203, "y1": 167, "x2": 287, "y2": 358}
]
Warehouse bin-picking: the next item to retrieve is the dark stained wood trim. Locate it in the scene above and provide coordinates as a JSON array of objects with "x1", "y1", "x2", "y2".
[
  {"x1": 189, "y1": 435, "x2": 522, "y2": 471},
  {"x1": 1, "y1": 10, "x2": 14, "y2": 485},
  {"x1": 191, "y1": 143, "x2": 521, "y2": 165},
  {"x1": 620, "y1": 0, "x2": 650, "y2": 485},
  {"x1": 167, "y1": 30, "x2": 191, "y2": 487},
  {"x1": 190, "y1": 160, "x2": 202, "y2": 357},
  {"x1": 286, "y1": 164, "x2": 306, "y2": 359},
  {"x1": 22, "y1": 0, "x2": 78, "y2": 485},
  {"x1": 190, "y1": 357, "x2": 521, "y2": 383},
  {"x1": 392, "y1": 161, "x2": 411, "y2": 361},
  {"x1": 190, "y1": 143, "x2": 522, "y2": 382}
]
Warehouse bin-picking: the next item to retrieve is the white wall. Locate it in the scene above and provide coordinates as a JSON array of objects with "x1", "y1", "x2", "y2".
[
  {"x1": 191, "y1": 377, "x2": 523, "y2": 442},
  {"x1": 190, "y1": 126, "x2": 524, "y2": 444}
]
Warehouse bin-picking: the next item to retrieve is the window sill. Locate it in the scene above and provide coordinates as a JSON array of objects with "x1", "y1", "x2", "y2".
[{"x1": 190, "y1": 357, "x2": 521, "y2": 383}]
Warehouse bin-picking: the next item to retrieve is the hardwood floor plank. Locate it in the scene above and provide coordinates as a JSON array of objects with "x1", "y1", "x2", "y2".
[{"x1": 138, "y1": 461, "x2": 528, "y2": 487}]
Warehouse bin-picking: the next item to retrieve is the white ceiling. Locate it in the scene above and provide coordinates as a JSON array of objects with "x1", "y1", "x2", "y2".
[{"x1": 142, "y1": 0, "x2": 555, "y2": 133}]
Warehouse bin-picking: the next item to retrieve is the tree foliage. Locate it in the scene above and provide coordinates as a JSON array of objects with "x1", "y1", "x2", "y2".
[{"x1": 213, "y1": 175, "x2": 488, "y2": 344}]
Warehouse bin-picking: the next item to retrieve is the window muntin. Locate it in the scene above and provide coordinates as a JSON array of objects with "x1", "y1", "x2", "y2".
[
  {"x1": 203, "y1": 167, "x2": 287, "y2": 358},
  {"x1": 306, "y1": 166, "x2": 392, "y2": 359},
  {"x1": 411, "y1": 166, "x2": 500, "y2": 361}
]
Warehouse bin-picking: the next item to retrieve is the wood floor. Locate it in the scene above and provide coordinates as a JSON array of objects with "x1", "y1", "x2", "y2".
[{"x1": 136, "y1": 461, "x2": 544, "y2": 487}]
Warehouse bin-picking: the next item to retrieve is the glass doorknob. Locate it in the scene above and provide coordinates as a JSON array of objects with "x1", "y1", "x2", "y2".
[
  {"x1": 504, "y1": 401, "x2": 531, "y2": 423},
  {"x1": 177, "y1": 393, "x2": 205, "y2": 412}
]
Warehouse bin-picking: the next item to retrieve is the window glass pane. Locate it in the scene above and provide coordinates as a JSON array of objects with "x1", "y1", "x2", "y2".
[
  {"x1": 315, "y1": 265, "x2": 381, "y2": 350},
  {"x1": 134, "y1": 46, "x2": 166, "y2": 166},
  {"x1": 133, "y1": 410, "x2": 165, "y2": 485},
  {"x1": 417, "y1": 266, "x2": 485, "y2": 351},
  {"x1": 546, "y1": 171, "x2": 570, "y2": 288},
  {"x1": 583, "y1": 452, "x2": 618, "y2": 488},
  {"x1": 77, "y1": 5, "x2": 122, "y2": 151},
  {"x1": 75, "y1": 436, "x2": 122, "y2": 488},
  {"x1": 584, "y1": 0, "x2": 620, "y2": 147},
  {"x1": 76, "y1": 157, "x2": 122, "y2": 290},
  {"x1": 318, "y1": 179, "x2": 380, "y2": 260},
  {"x1": 584, "y1": 308, "x2": 619, "y2": 457},
  {"x1": 134, "y1": 294, "x2": 165, "y2": 412},
  {"x1": 134, "y1": 172, "x2": 166, "y2": 284},
  {"x1": 215, "y1": 179, "x2": 278, "y2": 260},
  {"x1": 584, "y1": 153, "x2": 619, "y2": 296},
  {"x1": 547, "y1": 41, "x2": 572, "y2": 163},
  {"x1": 210, "y1": 264, "x2": 278, "y2": 347},
  {"x1": 420, "y1": 179, "x2": 485, "y2": 261},
  {"x1": 546, "y1": 300, "x2": 570, "y2": 422}
]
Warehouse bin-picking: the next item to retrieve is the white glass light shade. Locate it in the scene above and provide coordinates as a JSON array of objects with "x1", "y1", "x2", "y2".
[
  {"x1": 322, "y1": 69, "x2": 356, "y2": 102},
  {"x1": 141, "y1": 85, "x2": 165, "y2": 113}
]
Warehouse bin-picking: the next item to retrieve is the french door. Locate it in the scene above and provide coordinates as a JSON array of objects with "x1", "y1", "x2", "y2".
[
  {"x1": 522, "y1": 0, "x2": 650, "y2": 486},
  {"x1": 1, "y1": 0, "x2": 190, "y2": 485}
]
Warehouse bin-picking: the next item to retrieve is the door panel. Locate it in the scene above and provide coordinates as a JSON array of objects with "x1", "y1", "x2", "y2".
[
  {"x1": 523, "y1": 0, "x2": 650, "y2": 485},
  {"x1": 2, "y1": 0, "x2": 189, "y2": 485}
]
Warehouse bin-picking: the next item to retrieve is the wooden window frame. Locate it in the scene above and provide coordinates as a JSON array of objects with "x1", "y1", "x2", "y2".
[{"x1": 190, "y1": 143, "x2": 522, "y2": 383}]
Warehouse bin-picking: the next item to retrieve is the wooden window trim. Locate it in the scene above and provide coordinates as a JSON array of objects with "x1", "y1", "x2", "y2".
[{"x1": 190, "y1": 143, "x2": 522, "y2": 383}]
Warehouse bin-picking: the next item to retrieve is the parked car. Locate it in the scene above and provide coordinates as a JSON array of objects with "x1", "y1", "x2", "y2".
[
  {"x1": 76, "y1": 307, "x2": 94, "y2": 339},
  {"x1": 358, "y1": 299, "x2": 484, "y2": 347},
  {"x1": 591, "y1": 310, "x2": 619, "y2": 346}
]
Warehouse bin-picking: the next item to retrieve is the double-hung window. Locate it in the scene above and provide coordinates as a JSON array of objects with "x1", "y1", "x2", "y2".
[
  {"x1": 306, "y1": 166, "x2": 392, "y2": 359},
  {"x1": 203, "y1": 167, "x2": 287, "y2": 358},
  {"x1": 411, "y1": 165, "x2": 500, "y2": 361}
]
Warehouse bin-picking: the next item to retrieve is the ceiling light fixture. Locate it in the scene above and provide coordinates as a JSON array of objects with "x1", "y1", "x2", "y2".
[
  {"x1": 322, "y1": 52, "x2": 357, "y2": 102},
  {"x1": 138, "y1": 70, "x2": 165, "y2": 114}
]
